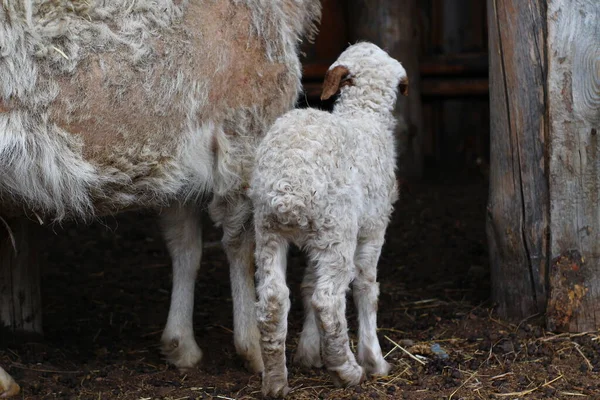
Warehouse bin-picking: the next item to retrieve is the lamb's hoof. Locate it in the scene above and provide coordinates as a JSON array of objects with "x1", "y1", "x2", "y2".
[
  {"x1": 261, "y1": 376, "x2": 290, "y2": 399},
  {"x1": 235, "y1": 341, "x2": 264, "y2": 374},
  {"x1": 161, "y1": 336, "x2": 203, "y2": 371},
  {"x1": 364, "y1": 359, "x2": 391, "y2": 377},
  {"x1": 329, "y1": 362, "x2": 366, "y2": 388},
  {"x1": 0, "y1": 368, "x2": 20, "y2": 398},
  {"x1": 293, "y1": 348, "x2": 323, "y2": 369}
]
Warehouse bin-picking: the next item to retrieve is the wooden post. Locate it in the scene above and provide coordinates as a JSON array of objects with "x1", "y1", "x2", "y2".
[
  {"x1": 486, "y1": 0, "x2": 549, "y2": 321},
  {"x1": 0, "y1": 219, "x2": 43, "y2": 336},
  {"x1": 546, "y1": 0, "x2": 600, "y2": 332},
  {"x1": 347, "y1": 0, "x2": 423, "y2": 180},
  {"x1": 488, "y1": 0, "x2": 600, "y2": 330}
]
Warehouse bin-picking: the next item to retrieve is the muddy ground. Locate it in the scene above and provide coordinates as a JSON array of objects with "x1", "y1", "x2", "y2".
[{"x1": 2, "y1": 175, "x2": 600, "y2": 399}]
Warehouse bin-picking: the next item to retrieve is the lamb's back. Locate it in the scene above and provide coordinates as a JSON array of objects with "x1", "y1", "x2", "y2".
[{"x1": 251, "y1": 109, "x2": 361, "y2": 231}]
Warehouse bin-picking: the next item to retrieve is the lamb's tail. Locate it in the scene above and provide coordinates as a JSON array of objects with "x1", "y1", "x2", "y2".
[{"x1": 252, "y1": 177, "x2": 315, "y2": 229}]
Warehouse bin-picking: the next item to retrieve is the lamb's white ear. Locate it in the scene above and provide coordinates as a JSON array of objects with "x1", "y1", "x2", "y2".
[
  {"x1": 321, "y1": 65, "x2": 351, "y2": 101},
  {"x1": 399, "y1": 76, "x2": 409, "y2": 96}
]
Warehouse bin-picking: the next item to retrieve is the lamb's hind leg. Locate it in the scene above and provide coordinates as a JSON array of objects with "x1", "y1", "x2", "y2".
[
  {"x1": 160, "y1": 204, "x2": 203, "y2": 370},
  {"x1": 0, "y1": 366, "x2": 20, "y2": 398},
  {"x1": 255, "y1": 232, "x2": 290, "y2": 397},
  {"x1": 293, "y1": 259, "x2": 323, "y2": 368},
  {"x1": 309, "y1": 242, "x2": 365, "y2": 388},
  {"x1": 352, "y1": 231, "x2": 391, "y2": 376},
  {"x1": 210, "y1": 196, "x2": 263, "y2": 374}
]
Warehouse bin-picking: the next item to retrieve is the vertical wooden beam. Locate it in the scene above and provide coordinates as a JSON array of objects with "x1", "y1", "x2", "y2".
[
  {"x1": 347, "y1": 0, "x2": 424, "y2": 180},
  {"x1": 546, "y1": 0, "x2": 600, "y2": 332},
  {"x1": 486, "y1": 0, "x2": 549, "y2": 320},
  {"x1": 0, "y1": 219, "x2": 43, "y2": 336}
]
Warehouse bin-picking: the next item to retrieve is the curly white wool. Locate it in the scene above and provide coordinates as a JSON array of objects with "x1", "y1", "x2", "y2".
[{"x1": 250, "y1": 42, "x2": 407, "y2": 397}]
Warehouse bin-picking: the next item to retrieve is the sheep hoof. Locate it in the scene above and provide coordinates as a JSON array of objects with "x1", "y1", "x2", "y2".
[
  {"x1": 358, "y1": 351, "x2": 392, "y2": 377},
  {"x1": 261, "y1": 377, "x2": 290, "y2": 398},
  {"x1": 0, "y1": 368, "x2": 20, "y2": 398},
  {"x1": 242, "y1": 355, "x2": 264, "y2": 374},
  {"x1": 234, "y1": 338, "x2": 264, "y2": 373},
  {"x1": 160, "y1": 336, "x2": 203, "y2": 370},
  {"x1": 329, "y1": 363, "x2": 366, "y2": 388},
  {"x1": 364, "y1": 359, "x2": 391, "y2": 377}
]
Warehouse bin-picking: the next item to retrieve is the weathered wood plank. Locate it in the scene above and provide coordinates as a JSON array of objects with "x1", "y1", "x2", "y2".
[
  {"x1": 0, "y1": 219, "x2": 43, "y2": 335},
  {"x1": 486, "y1": 0, "x2": 549, "y2": 320},
  {"x1": 347, "y1": 0, "x2": 423, "y2": 179},
  {"x1": 421, "y1": 78, "x2": 489, "y2": 97},
  {"x1": 547, "y1": 0, "x2": 600, "y2": 331},
  {"x1": 420, "y1": 53, "x2": 489, "y2": 77}
]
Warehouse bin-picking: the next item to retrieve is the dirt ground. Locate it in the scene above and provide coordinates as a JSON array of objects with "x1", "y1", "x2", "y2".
[{"x1": 2, "y1": 175, "x2": 600, "y2": 399}]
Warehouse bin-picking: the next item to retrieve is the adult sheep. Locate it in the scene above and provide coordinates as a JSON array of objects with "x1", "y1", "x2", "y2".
[{"x1": 0, "y1": 0, "x2": 321, "y2": 397}]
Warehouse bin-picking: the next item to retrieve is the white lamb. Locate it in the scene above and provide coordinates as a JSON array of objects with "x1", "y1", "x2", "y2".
[{"x1": 249, "y1": 42, "x2": 409, "y2": 397}]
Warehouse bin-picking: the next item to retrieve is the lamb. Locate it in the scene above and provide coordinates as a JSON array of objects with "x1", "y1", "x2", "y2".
[
  {"x1": 0, "y1": 1, "x2": 321, "y2": 397},
  {"x1": 249, "y1": 42, "x2": 409, "y2": 397}
]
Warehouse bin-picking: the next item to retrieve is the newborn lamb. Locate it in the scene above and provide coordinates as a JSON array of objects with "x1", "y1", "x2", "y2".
[{"x1": 249, "y1": 42, "x2": 409, "y2": 397}]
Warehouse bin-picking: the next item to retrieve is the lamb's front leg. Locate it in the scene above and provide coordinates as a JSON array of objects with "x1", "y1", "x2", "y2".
[
  {"x1": 210, "y1": 196, "x2": 263, "y2": 374},
  {"x1": 159, "y1": 204, "x2": 203, "y2": 370},
  {"x1": 0, "y1": 366, "x2": 20, "y2": 398},
  {"x1": 352, "y1": 232, "x2": 390, "y2": 377}
]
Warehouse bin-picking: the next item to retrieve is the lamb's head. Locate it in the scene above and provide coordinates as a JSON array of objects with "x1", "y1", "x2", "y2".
[{"x1": 321, "y1": 42, "x2": 408, "y2": 106}]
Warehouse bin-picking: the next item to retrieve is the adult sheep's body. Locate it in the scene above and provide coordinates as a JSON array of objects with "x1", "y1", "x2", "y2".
[{"x1": 0, "y1": 0, "x2": 321, "y2": 397}]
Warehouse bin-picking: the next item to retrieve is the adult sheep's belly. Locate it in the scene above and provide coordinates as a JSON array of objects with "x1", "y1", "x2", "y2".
[{"x1": 0, "y1": 1, "x2": 300, "y2": 221}]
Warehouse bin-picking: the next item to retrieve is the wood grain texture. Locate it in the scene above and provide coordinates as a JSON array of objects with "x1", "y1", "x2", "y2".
[
  {"x1": 547, "y1": 0, "x2": 600, "y2": 331},
  {"x1": 486, "y1": 0, "x2": 549, "y2": 320},
  {"x1": 347, "y1": 0, "x2": 424, "y2": 179},
  {"x1": 0, "y1": 219, "x2": 43, "y2": 335}
]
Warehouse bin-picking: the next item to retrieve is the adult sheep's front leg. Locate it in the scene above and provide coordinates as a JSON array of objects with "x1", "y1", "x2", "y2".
[
  {"x1": 210, "y1": 195, "x2": 263, "y2": 374},
  {"x1": 0, "y1": 366, "x2": 20, "y2": 398},
  {"x1": 159, "y1": 204, "x2": 204, "y2": 370}
]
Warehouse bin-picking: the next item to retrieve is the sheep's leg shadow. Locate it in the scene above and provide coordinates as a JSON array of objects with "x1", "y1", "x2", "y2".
[
  {"x1": 309, "y1": 242, "x2": 365, "y2": 388},
  {"x1": 293, "y1": 259, "x2": 323, "y2": 369},
  {"x1": 159, "y1": 204, "x2": 204, "y2": 370},
  {"x1": 210, "y1": 195, "x2": 263, "y2": 374},
  {"x1": 352, "y1": 231, "x2": 391, "y2": 377},
  {"x1": 255, "y1": 233, "x2": 290, "y2": 398}
]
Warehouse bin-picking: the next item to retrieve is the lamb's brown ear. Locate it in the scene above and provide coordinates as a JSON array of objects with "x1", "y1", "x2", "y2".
[
  {"x1": 321, "y1": 65, "x2": 351, "y2": 101},
  {"x1": 399, "y1": 76, "x2": 409, "y2": 96}
]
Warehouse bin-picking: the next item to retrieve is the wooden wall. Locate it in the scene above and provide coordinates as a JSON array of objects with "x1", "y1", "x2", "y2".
[{"x1": 301, "y1": 0, "x2": 490, "y2": 176}]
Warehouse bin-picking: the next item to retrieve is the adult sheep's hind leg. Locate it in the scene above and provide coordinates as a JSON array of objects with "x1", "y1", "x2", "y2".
[
  {"x1": 255, "y1": 232, "x2": 290, "y2": 398},
  {"x1": 210, "y1": 196, "x2": 263, "y2": 374},
  {"x1": 309, "y1": 242, "x2": 365, "y2": 388},
  {"x1": 352, "y1": 231, "x2": 391, "y2": 377},
  {"x1": 293, "y1": 259, "x2": 323, "y2": 369},
  {"x1": 160, "y1": 204, "x2": 203, "y2": 370},
  {"x1": 0, "y1": 366, "x2": 20, "y2": 398}
]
